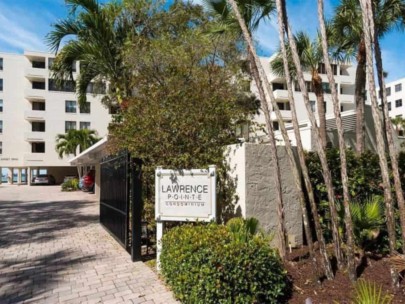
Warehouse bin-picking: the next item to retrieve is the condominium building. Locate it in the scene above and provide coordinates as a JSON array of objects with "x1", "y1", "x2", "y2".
[
  {"x1": 380, "y1": 78, "x2": 405, "y2": 128},
  {"x1": 0, "y1": 51, "x2": 111, "y2": 184},
  {"x1": 249, "y1": 56, "x2": 358, "y2": 150}
]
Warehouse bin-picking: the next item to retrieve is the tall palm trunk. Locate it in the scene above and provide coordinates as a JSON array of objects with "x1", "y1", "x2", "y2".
[
  {"x1": 278, "y1": 0, "x2": 344, "y2": 268},
  {"x1": 359, "y1": 0, "x2": 398, "y2": 285},
  {"x1": 317, "y1": 0, "x2": 357, "y2": 281},
  {"x1": 312, "y1": 72, "x2": 327, "y2": 148},
  {"x1": 355, "y1": 39, "x2": 367, "y2": 155},
  {"x1": 248, "y1": 51, "x2": 287, "y2": 259},
  {"x1": 368, "y1": 2, "x2": 405, "y2": 254},
  {"x1": 274, "y1": 0, "x2": 333, "y2": 280}
]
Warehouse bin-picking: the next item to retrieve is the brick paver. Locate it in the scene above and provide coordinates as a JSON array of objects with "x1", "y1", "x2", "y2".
[{"x1": 0, "y1": 185, "x2": 178, "y2": 304}]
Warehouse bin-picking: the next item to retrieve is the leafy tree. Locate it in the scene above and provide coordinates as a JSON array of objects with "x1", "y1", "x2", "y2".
[
  {"x1": 56, "y1": 129, "x2": 100, "y2": 158},
  {"x1": 108, "y1": 2, "x2": 257, "y2": 223}
]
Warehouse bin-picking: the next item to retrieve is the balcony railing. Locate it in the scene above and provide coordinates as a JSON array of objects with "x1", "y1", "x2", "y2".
[
  {"x1": 24, "y1": 132, "x2": 45, "y2": 142},
  {"x1": 24, "y1": 110, "x2": 46, "y2": 121}
]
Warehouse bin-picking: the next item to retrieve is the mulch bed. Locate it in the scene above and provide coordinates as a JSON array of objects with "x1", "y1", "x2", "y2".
[{"x1": 285, "y1": 247, "x2": 405, "y2": 303}]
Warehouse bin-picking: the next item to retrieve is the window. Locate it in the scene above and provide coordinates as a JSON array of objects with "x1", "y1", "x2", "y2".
[
  {"x1": 49, "y1": 79, "x2": 75, "y2": 92},
  {"x1": 318, "y1": 63, "x2": 326, "y2": 74},
  {"x1": 65, "y1": 100, "x2": 77, "y2": 113},
  {"x1": 32, "y1": 101, "x2": 45, "y2": 111},
  {"x1": 72, "y1": 61, "x2": 77, "y2": 72},
  {"x1": 80, "y1": 102, "x2": 91, "y2": 114},
  {"x1": 386, "y1": 87, "x2": 391, "y2": 96},
  {"x1": 32, "y1": 60, "x2": 45, "y2": 69},
  {"x1": 32, "y1": 142, "x2": 45, "y2": 153},
  {"x1": 48, "y1": 58, "x2": 54, "y2": 69},
  {"x1": 272, "y1": 83, "x2": 284, "y2": 91},
  {"x1": 324, "y1": 102, "x2": 327, "y2": 113},
  {"x1": 396, "y1": 99, "x2": 402, "y2": 108},
  {"x1": 273, "y1": 121, "x2": 279, "y2": 131},
  {"x1": 0, "y1": 120, "x2": 2, "y2": 133},
  {"x1": 0, "y1": 99, "x2": 3, "y2": 112},
  {"x1": 0, "y1": 58, "x2": 3, "y2": 70},
  {"x1": 388, "y1": 102, "x2": 392, "y2": 111},
  {"x1": 32, "y1": 122, "x2": 45, "y2": 132},
  {"x1": 32, "y1": 81, "x2": 45, "y2": 90},
  {"x1": 0, "y1": 142, "x2": 2, "y2": 154},
  {"x1": 395, "y1": 83, "x2": 402, "y2": 92},
  {"x1": 80, "y1": 122, "x2": 91, "y2": 130},
  {"x1": 0, "y1": 79, "x2": 3, "y2": 91},
  {"x1": 65, "y1": 121, "x2": 76, "y2": 132},
  {"x1": 310, "y1": 100, "x2": 316, "y2": 112}
]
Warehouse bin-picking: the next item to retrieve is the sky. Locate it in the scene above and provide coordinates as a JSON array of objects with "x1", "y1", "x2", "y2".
[{"x1": 0, "y1": 0, "x2": 404, "y2": 82}]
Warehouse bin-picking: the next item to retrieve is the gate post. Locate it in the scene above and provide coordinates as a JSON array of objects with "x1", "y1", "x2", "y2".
[{"x1": 131, "y1": 158, "x2": 143, "y2": 262}]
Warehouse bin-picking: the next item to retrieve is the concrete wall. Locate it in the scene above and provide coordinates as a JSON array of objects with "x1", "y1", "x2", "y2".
[{"x1": 226, "y1": 143, "x2": 303, "y2": 249}]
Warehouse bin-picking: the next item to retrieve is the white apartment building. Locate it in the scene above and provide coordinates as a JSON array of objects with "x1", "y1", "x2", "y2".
[
  {"x1": 250, "y1": 56, "x2": 358, "y2": 150},
  {"x1": 380, "y1": 78, "x2": 405, "y2": 131},
  {"x1": 0, "y1": 51, "x2": 111, "y2": 184}
]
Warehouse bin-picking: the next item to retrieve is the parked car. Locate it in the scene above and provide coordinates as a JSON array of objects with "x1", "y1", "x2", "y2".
[
  {"x1": 32, "y1": 174, "x2": 56, "y2": 185},
  {"x1": 82, "y1": 170, "x2": 95, "y2": 192}
]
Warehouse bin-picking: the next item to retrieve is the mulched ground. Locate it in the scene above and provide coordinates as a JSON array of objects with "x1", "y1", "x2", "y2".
[{"x1": 285, "y1": 247, "x2": 405, "y2": 303}]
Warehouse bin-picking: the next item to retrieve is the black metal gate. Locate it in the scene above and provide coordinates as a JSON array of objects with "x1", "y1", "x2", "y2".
[{"x1": 100, "y1": 152, "x2": 143, "y2": 261}]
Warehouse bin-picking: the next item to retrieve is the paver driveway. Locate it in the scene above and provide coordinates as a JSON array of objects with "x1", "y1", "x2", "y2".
[{"x1": 0, "y1": 185, "x2": 177, "y2": 304}]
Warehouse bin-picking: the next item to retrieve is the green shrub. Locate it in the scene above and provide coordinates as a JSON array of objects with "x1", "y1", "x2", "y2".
[
  {"x1": 160, "y1": 222, "x2": 287, "y2": 304},
  {"x1": 61, "y1": 178, "x2": 79, "y2": 191},
  {"x1": 352, "y1": 279, "x2": 393, "y2": 304}
]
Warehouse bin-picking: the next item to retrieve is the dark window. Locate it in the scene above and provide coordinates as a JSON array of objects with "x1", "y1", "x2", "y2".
[
  {"x1": 0, "y1": 120, "x2": 2, "y2": 133},
  {"x1": 32, "y1": 102, "x2": 45, "y2": 111},
  {"x1": 0, "y1": 58, "x2": 3, "y2": 70},
  {"x1": 65, "y1": 121, "x2": 76, "y2": 132},
  {"x1": 318, "y1": 63, "x2": 326, "y2": 74},
  {"x1": 80, "y1": 122, "x2": 91, "y2": 130},
  {"x1": 32, "y1": 122, "x2": 45, "y2": 132},
  {"x1": 32, "y1": 142, "x2": 45, "y2": 153},
  {"x1": 273, "y1": 121, "x2": 279, "y2": 131},
  {"x1": 324, "y1": 101, "x2": 327, "y2": 113},
  {"x1": 32, "y1": 81, "x2": 45, "y2": 90},
  {"x1": 0, "y1": 79, "x2": 3, "y2": 91},
  {"x1": 396, "y1": 99, "x2": 402, "y2": 108},
  {"x1": 49, "y1": 79, "x2": 75, "y2": 92},
  {"x1": 388, "y1": 102, "x2": 392, "y2": 111},
  {"x1": 386, "y1": 87, "x2": 391, "y2": 96},
  {"x1": 32, "y1": 61, "x2": 45, "y2": 69},
  {"x1": 0, "y1": 142, "x2": 2, "y2": 154},
  {"x1": 72, "y1": 61, "x2": 77, "y2": 72},
  {"x1": 0, "y1": 99, "x2": 3, "y2": 112},
  {"x1": 341, "y1": 105, "x2": 344, "y2": 112},
  {"x1": 80, "y1": 102, "x2": 90, "y2": 114},
  {"x1": 395, "y1": 83, "x2": 402, "y2": 92},
  {"x1": 65, "y1": 100, "x2": 77, "y2": 113},
  {"x1": 272, "y1": 83, "x2": 284, "y2": 90}
]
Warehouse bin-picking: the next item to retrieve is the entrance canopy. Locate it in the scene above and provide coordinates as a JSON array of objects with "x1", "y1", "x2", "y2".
[{"x1": 69, "y1": 137, "x2": 107, "y2": 166}]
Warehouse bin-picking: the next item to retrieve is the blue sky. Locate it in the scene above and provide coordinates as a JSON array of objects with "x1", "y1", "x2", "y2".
[{"x1": 0, "y1": 0, "x2": 404, "y2": 82}]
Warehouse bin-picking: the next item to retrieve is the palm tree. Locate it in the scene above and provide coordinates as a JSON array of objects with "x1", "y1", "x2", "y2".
[
  {"x1": 209, "y1": 0, "x2": 287, "y2": 259},
  {"x1": 359, "y1": 0, "x2": 398, "y2": 285},
  {"x1": 391, "y1": 116, "x2": 404, "y2": 135},
  {"x1": 56, "y1": 129, "x2": 100, "y2": 158},
  {"x1": 317, "y1": 0, "x2": 356, "y2": 281},
  {"x1": 46, "y1": 0, "x2": 137, "y2": 107},
  {"x1": 333, "y1": 0, "x2": 405, "y2": 155},
  {"x1": 270, "y1": 32, "x2": 328, "y2": 148}
]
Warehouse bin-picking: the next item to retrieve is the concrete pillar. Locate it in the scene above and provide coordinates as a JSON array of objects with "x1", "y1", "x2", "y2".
[
  {"x1": 95, "y1": 163, "x2": 101, "y2": 200},
  {"x1": 17, "y1": 168, "x2": 22, "y2": 184},
  {"x1": 0, "y1": 167, "x2": 2, "y2": 185},
  {"x1": 8, "y1": 168, "x2": 13, "y2": 184}
]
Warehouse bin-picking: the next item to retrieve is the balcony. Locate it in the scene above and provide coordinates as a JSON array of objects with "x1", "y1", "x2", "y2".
[
  {"x1": 24, "y1": 153, "x2": 45, "y2": 163},
  {"x1": 25, "y1": 67, "x2": 48, "y2": 80},
  {"x1": 270, "y1": 110, "x2": 292, "y2": 121},
  {"x1": 24, "y1": 110, "x2": 45, "y2": 121},
  {"x1": 24, "y1": 132, "x2": 45, "y2": 142},
  {"x1": 339, "y1": 93, "x2": 355, "y2": 104},
  {"x1": 273, "y1": 89, "x2": 289, "y2": 100},
  {"x1": 25, "y1": 88, "x2": 46, "y2": 100}
]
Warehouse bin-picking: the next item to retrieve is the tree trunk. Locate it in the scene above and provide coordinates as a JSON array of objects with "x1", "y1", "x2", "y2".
[
  {"x1": 274, "y1": 0, "x2": 333, "y2": 280},
  {"x1": 278, "y1": 0, "x2": 344, "y2": 268},
  {"x1": 368, "y1": 1, "x2": 405, "y2": 254},
  {"x1": 312, "y1": 73, "x2": 327, "y2": 148},
  {"x1": 355, "y1": 39, "x2": 367, "y2": 155},
  {"x1": 359, "y1": 0, "x2": 398, "y2": 285},
  {"x1": 247, "y1": 51, "x2": 287, "y2": 259},
  {"x1": 317, "y1": 0, "x2": 357, "y2": 281}
]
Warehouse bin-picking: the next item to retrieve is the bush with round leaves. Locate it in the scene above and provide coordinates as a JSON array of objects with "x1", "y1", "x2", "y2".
[{"x1": 160, "y1": 221, "x2": 287, "y2": 304}]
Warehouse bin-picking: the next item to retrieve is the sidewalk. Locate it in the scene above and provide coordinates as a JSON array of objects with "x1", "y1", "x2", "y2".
[{"x1": 0, "y1": 185, "x2": 177, "y2": 304}]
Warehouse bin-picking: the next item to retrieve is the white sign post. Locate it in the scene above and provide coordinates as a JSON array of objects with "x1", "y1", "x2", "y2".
[{"x1": 155, "y1": 165, "x2": 216, "y2": 271}]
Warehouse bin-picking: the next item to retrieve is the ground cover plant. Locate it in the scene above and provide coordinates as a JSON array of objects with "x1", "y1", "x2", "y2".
[{"x1": 160, "y1": 219, "x2": 288, "y2": 304}]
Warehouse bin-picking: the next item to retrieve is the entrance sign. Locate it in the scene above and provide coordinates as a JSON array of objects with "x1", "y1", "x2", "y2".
[
  {"x1": 155, "y1": 166, "x2": 216, "y2": 270},
  {"x1": 155, "y1": 166, "x2": 216, "y2": 222}
]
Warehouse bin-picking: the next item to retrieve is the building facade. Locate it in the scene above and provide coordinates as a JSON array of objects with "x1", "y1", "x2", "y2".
[
  {"x1": 0, "y1": 51, "x2": 111, "y2": 184},
  {"x1": 379, "y1": 78, "x2": 405, "y2": 136},
  {"x1": 249, "y1": 56, "x2": 357, "y2": 150}
]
